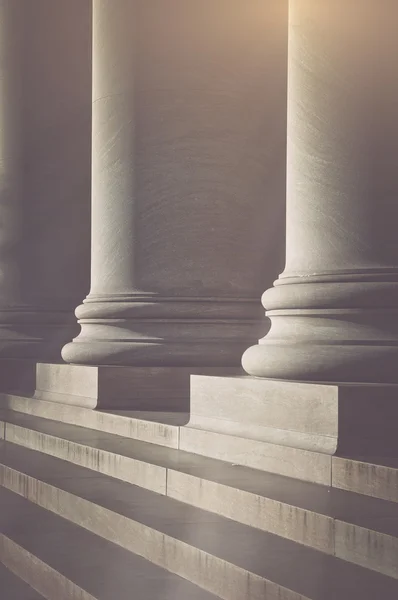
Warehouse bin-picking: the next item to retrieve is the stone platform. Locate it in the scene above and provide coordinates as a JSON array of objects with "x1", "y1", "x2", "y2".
[{"x1": 1, "y1": 393, "x2": 398, "y2": 598}]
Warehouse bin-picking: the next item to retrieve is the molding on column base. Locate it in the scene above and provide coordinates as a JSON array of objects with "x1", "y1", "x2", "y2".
[
  {"x1": 61, "y1": 296, "x2": 266, "y2": 367},
  {"x1": 34, "y1": 363, "x2": 242, "y2": 410},
  {"x1": 76, "y1": 296, "x2": 263, "y2": 320},
  {"x1": 242, "y1": 343, "x2": 398, "y2": 384},
  {"x1": 187, "y1": 375, "x2": 398, "y2": 457},
  {"x1": 244, "y1": 275, "x2": 398, "y2": 382},
  {"x1": 61, "y1": 339, "x2": 257, "y2": 368}
]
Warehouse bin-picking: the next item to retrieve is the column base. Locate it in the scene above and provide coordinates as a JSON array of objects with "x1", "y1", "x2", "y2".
[
  {"x1": 34, "y1": 363, "x2": 242, "y2": 410},
  {"x1": 242, "y1": 273, "x2": 398, "y2": 383},
  {"x1": 61, "y1": 296, "x2": 265, "y2": 367},
  {"x1": 242, "y1": 343, "x2": 398, "y2": 384},
  {"x1": 61, "y1": 340, "x2": 255, "y2": 368}
]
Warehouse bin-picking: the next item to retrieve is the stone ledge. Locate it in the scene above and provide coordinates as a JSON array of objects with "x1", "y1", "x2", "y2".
[
  {"x1": 35, "y1": 363, "x2": 241, "y2": 410},
  {"x1": 188, "y1": 376, "x2": 398, "y2": 456}
]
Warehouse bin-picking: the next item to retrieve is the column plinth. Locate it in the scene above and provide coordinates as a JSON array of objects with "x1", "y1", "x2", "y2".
[
  {"x1": 62, "y1": 0, "x2": 287, "y2": 367},
  {"x1": 243, "y1": 1, "x2": 398, "y2": 383}
]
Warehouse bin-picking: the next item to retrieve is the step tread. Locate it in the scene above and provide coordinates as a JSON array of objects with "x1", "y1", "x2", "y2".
[
  {"x1": 336, "y1": 453, "x2": 398, "y2": 469},
  {"x1": 1, "y1": 442, "x2": 398, "y2": 600},
  {"x1": 3, "y1": 411, "x2": 398, "y2": 537},
  {"x1": 0, "y1": 562, "x2": 44, "y2": 599},
  {"x1": 103, "y1": 409, "x2": 189, "y2": 426},
  {"x1": 0, "y1": 487, "x2": 218, "y2": 600}
]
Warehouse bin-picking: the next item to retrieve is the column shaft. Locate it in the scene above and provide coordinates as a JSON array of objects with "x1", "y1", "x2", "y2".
[
  {"x1": 0, "y1": 0, "x2": 91, "y2": 360},
  {"x1": 243, "y1": 0, "x2": 398, "y2": 383},
  {"x1": 62, "y1": 0, "x2": 287, "y2": 366}
]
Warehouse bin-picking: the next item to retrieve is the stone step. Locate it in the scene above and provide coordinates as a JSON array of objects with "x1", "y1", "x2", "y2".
[
  {"x1": 2, "y1": 408, "x2": 398, "y2": 553},
  {"x1": 332, "y1": 454, "x2": 398, "y2": 503},
  {"x1": 4, "y1": 393, "x2": 397, "y2": 494},
  {"x1": 0, "y1": 393, "x2": 338, "y2": 486},
  {"x1": 180, "y1": 423, "x2": 333, "y2": 484},
  {"x1": 0, "y1": 393, "x2": 334, "y2": 484},
  {"x1": 179, "y1": 426, "x2": 398, "y2": 496},
  {"x1": 1, "y1": 442, "x2": 398, "y2": 594},
  {"x1": 0, "y1": 392, "x2": 184, "y2": 448},
  {"x1": 0, "y1": 487, "x2": 219, "y2": 600},
  {"x1": 0, "y1": 393, "x2": 342, "y2": 489},
  {"x1": 0, "y1": 561, "x2": 45, "y2": 600}
]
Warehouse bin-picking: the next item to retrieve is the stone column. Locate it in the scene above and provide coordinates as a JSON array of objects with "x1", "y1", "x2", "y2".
[
  {"x1": 243, "y1": 0, "x2": 398, "y2": 383},
  {"x1": 62, "y1": 0, "x2": 287, "y2": 367},
  {"x1": 0, "y1": 0, "x2": 91, "y2": 363}
]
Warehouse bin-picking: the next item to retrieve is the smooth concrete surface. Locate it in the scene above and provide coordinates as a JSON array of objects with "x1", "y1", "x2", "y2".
[
  {"x1": 1, "y1": 489, "x2": 218, "y2": 600},
  {"x1": 62, "y1": 0, "x2": 287, "y2": 367},
  {"x1": 243, "y1": 1, "x2": 398, "y2": 383},
  {"x1": 189, "y1": 376, "x2": 398, "y2": 455},
  {"x1": 34, "y1": 362, "x2": 240, "y2": 409},
  {"x1": 0, "y1": 0, "x2": 91, "y2": 361},
  {"x1": 2, "y1": 445, "x2": 398, "y2": 598},
  {"x1": 0, "y1": 562, "x2": 44, "y2": 599},
  {"x1": 189, "y1": 375, "x2": 338, "y2": 453}
]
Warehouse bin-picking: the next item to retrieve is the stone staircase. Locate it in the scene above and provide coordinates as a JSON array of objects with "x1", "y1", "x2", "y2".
[{"x1": 1, "y1": 392, "x2": 398, "y2": 599}]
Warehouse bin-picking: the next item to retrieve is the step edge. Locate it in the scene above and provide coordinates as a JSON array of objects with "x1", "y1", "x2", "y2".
[
  {"x1": 0, "y1": 533, "x2": 96, "y2": 600},
  {"x1": 0, "y1": 468, "x2": 313, "y2": 600}
]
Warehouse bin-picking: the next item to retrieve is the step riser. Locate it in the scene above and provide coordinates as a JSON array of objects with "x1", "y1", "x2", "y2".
[
  {"x1": 0, "y1": 394, "x2": 180, "y2": 448},
  {"x1": 180, "y1": 427, "x2": 398, "y2": 504},
  {"x1": 5, "y1": 396, "x2": 398, "y2": 505},
  {"x1": 0, "y1": 534, "x2": 94, "y2": 600},
  {"x1": 4, "y1": 419, "x2": 398, "y2": 573},
  {"x1": 0, "y1": 421, "x2": 343, "y2": 554},
  {"x1": 179, "y1": 427, "x2": 332, "y2": 485},
  {"x1": 0, "y1": 466, "x2": 310, "y2": 600},
  {"x1": 334, "y1": 522, "x2": 398, "y2": 579},
  {"x1": 1, "y1": 463, "x2": 398, "y2": 584},
  {"x1": 169, "y1": 469, "x2": 398, "y2": 580},
  {"x1": 3, "y1": 422, "x2": 167, "y2": 495},
  {"x1": 167, "y1": 470, "x2": 334, "y2": 554},
  {"x1": 0, "y1": 403, "x2": 332, "y2": 486},
  {"x1": 0, "y1": 563, "x2": 46, "y2": 600},
  {"x1": 332, "y1": 457, "x2": 398, "y2": 503}
]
